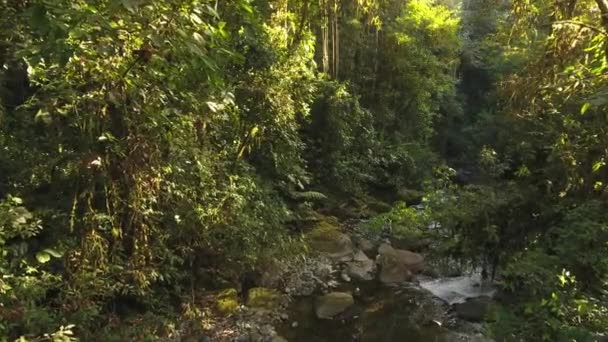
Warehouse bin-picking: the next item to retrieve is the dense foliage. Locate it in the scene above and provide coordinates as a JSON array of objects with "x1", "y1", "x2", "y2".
[
  {"x1": 0, "y1": 0, "x2": 460, "y2": 339},
  {"x1": 2, "y1": 0, "x2": 608, "y2": 340}
]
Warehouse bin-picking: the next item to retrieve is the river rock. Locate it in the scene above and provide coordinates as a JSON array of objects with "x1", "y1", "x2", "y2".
[
  {"x1": 453, "y1": 296, "x2": 493, "y2": 322},
  {"x1": 307, "y1": 222, "x2": 354, "y2": 262},
  {"x1": 377, "y1": 243, "x2": 424, "y2": 284},
  {"x1": 346, "y1": 250, "x2": 375, "y2": 281},
  {"x1": 314, "y1": 292, "x2": 355, "y2": 319}
]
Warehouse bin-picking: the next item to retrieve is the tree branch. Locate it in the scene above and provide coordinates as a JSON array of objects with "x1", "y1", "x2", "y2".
[{"x1": 553, "y1": 20, "x2": 608, "y2": 36}]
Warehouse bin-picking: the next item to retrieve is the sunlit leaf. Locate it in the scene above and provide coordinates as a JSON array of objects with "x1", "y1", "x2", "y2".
[
  {"x1": 43, "y1": 248, "x2": 62, "y2": 258},
  {"x1": 592, "y1": 161, "x2": 605, "y2": 172},
  {"x1": 36, "y1": 251, "x2": 50, "y2": 263}
]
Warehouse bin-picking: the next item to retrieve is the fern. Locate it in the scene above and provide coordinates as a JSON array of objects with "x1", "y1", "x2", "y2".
[{"x1": 288, "y1": 190, "x2": 328, "y2": 201}]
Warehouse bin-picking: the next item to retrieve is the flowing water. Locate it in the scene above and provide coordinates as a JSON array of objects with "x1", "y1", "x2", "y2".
[
  {"x1": 419, "y1": 273, "x2": 496, "y2": 305},
  {"x1": 277, "y1": 273, "x2": 495, "y2": 342}
]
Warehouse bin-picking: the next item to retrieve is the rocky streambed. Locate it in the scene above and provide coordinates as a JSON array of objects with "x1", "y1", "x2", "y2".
[
  {"x1": 273, "y1": 218, "x2": 495, "y2": 342},
  {"x1": 195, "y1": 216, "x2": 497, "y2": 341}
]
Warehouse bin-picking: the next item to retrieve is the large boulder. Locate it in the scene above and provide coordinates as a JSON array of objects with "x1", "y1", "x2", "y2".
[
  {"x1": 314, "y1": 292, "x2": 355, "y2": 319},
  {"x1": 376, "y1": 243, "x2": 424, "y2": 284},
  {"x1": 307, "y1": 220, "x2": 354, "y2": 262},
  {"x1": 346, "y1": 250, "x2": 375, "y2": 281}
]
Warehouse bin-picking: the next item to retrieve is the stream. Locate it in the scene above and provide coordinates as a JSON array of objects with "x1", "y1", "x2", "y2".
[{"x1": 277, "y1": 272, "x2": 495, "y2": 341}]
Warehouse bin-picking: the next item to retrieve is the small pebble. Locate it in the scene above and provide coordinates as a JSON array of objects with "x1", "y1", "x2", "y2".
[{"x1": 291, "y1": 321, "x2": 299, "y2": 328}]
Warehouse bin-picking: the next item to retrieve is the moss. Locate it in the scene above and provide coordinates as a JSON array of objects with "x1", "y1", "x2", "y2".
[
  {"x1": 216, "y1": 288, "x2": 239, "y2": 315},
  {"x1": 306, "y1": 219, "x2": 343, "y2": 252},
  {"x1": 246, "y1": 287, "x2": 281, "y2": 309}
]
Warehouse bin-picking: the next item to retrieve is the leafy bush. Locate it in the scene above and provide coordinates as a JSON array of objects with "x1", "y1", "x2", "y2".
[
  {"x1": 364, "y1": 202, "x2": 430, "y2": 241},
  {"x1": 0, "y1": 196, "x2": 64, "y2": 339},
  {"x1": 305, "y1": 81, "x2": 377, "y2": 194},
  {"x1": 491, "y1": 201, "x2": 608, "y2": 340}
]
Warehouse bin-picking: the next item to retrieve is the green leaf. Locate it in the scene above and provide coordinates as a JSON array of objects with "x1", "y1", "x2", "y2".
[
  {"x1": 192, "y1": 32, "x2": 205, "y2": 45},
  {"x1": 43, "y1": 248, "x2": 62, "y2": 258},
  {"x1": 34, "y1": 109, "x2": 52, "y2": 125},
  {"x1": 36, "y1": 251, "x2": 51, "y2": 263},
  {"x1": 190, "y1": 13, "x2": 203, "y2": 25},
  {"x1": 581, "y1": 102, "x2": 591, "y2": 114},
  {"x1": 240, "y1": 2, "x2": 253, "y2": 14},
  {"x1": 592, "y1": 161, "x2": 605, "y2": 172}
]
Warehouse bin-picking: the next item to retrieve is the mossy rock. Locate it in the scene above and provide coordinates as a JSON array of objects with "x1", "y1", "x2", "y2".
[
  {"x1": 307, "y1": 219, "x2": 341, "y2": 240},
  {"x1": 246, "y1": 287, "x2": 281, "y2": 309},
  {"x1": 306, "y1": 218, "x2": 353, "y2": 261},
  {"x1": 216, "y1": 288, "x2": 239, "y2": 315}
]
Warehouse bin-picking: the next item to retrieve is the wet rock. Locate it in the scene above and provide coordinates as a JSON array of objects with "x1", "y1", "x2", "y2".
[
  {"x1": 314, "y1": 292, "x2": 355, "y2": 319},
  {"x1": 291, "y1": 321, "x2": 299, "y2": 328},
  {"x1": 453, "y1": 297, "x2": 494, "y2": 322},
  {"x1": 377, "y1": 244, "x2": 424, "y2": 284},
  {"x1": 346, "y1": 250, "x2": 375, "y2": 281},
  {"x1": 307, "y1": 221, "x2": 354, "y2": 262},
  {"x1": 246, "y1": 288, "x2": 281, "y2": 310}
]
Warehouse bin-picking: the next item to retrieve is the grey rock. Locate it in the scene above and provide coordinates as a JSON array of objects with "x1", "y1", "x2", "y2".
[
  {"x1": 346, "y1": 250, "x2": 375, "y2": 281},
  {"x1": 309, "y1": 231, "x2": 354, "y2": 262},
  {"x1": 314, "y1": 292, "x2": 355, "y2": 319},
  {"x1": 376, "y1": 244, "x2": 424, "y2": 284}
]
